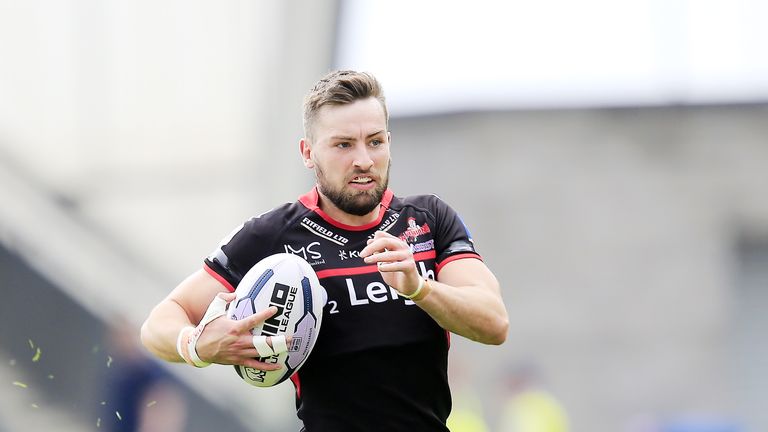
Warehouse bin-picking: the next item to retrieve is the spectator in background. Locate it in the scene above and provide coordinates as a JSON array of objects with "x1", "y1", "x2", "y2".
[
  {"x1": 102, "y1": 320, "x2": 187, "y2": 432},
  {"x1": 497, "y1": 364, "x2": 569, "y2": 432}
]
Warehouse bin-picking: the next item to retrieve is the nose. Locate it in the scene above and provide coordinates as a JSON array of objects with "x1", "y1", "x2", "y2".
[{"x1": 352, "y1": 145, "x2": 374, "y2": 171}]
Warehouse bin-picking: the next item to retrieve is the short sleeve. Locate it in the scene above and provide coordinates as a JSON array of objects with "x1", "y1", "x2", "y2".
[
  {"x1": 202, "y1": 203, "x2": 295, "y2": 291},
  {"x1": 429, "y1": 195, "x2": 482, "y2": 272}
]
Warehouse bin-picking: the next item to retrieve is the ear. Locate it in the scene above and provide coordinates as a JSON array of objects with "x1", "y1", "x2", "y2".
[{"x1": 300, "y1": 138, "x2": 314, "y2": 169}]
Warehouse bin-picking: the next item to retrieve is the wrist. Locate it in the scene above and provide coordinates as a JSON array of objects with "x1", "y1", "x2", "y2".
[
  {"x1": 176, "y1": 293, "x2": 229, "y2": 368},
  {"x1": 176, "y1": 326, "x2": 195, "y2": 365},
  {"x1": 398, "y1": 277, "x2": 432, "y2": 301},
  {"x1": 176, "y1": 325, "x2": 211, "y2": 368}
]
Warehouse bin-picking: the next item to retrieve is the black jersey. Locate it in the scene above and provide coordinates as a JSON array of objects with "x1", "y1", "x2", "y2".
[{"x1": 204, "y1": 187, "x2": 481, "y2": 431}]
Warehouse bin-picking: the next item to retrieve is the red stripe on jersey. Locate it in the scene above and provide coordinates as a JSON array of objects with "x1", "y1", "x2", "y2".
[
  {"x1": 298, "y1": 187, "x2": 395, "y2": 231},
  {"x1": 298, "y1": 186, "x2": 320, "y2": 210},
  {"x1": 203, "y1": 264, "x2": 236, "y2": 292},
  {"x1": 290, "y1": 372, "x2": 301, "y2": 399},
  {"x1": 412, "y1": 250, "x2": 436, "y2": 261},
  {"x1": 446, "y1": 330, "x2": 451, "y2": 349},
  {"x1": 435, "y1": 253, "x2": 482, "y2": 275},
  {"x1": 316, "y1": 265, "x2": 380, "y2": 279},
  {"x1": 379, "y1": 188, "x2": 394, "y2": 209},
  {"x1": 315, "y1": 250, "x2": 436, "y2": 279}
]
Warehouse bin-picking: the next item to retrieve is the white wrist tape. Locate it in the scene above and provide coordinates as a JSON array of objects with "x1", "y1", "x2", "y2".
[
  {"x1": 176, "y1": 326, "x2": 196, "y2": 365},
  {"x1": 177, "y1": 293, "x2": 229, "y2": 368},
  {"x1": 185, "y1": 326, "x2": 209, "y2": 367}
]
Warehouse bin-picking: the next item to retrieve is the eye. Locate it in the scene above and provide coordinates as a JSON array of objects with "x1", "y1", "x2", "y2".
[
  {"x1": 336, "y1": 142, "x2": 351, "y2": 149},
  {"x1": 370, "y1": 139, "x2": 382, "y2": 147}
]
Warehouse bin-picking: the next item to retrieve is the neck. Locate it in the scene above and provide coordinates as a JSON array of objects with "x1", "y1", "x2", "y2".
[{"x1": 316, "y1": 190, "x2": 381, "y2": 227}]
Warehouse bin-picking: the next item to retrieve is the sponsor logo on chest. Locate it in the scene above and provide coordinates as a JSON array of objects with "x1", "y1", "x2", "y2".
[
  {"x1": 337, "y1": 249, "x2": 362, "y2": 261},
  {"x1": 300, "y1": 217, "x2": 349, "y2": 246},
  {"x1": 323, "y1": 263, "x2": 436, "y2": 315},
  {"x1": 377, "y1": 212, "x2": 400, "y2": 234},
  {"x1": 283, "y1": 241, "x2": 325, "y2": 266},
  {"x1": 398, "y1": 217, "x2": 432, "y2": 244}
]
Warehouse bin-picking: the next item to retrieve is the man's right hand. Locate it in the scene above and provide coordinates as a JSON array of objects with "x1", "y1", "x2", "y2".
[
  {"x1": 142, "y1": 269, "x2": 290, "y2": 369},
  {"x1": 192, "y1": 292, "x2": 286, "y2": 371}
]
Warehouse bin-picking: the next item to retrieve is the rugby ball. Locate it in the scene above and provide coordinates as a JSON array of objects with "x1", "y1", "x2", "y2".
[{"x1": 227, "y1": 253, "x2": 326, "y2": 387}]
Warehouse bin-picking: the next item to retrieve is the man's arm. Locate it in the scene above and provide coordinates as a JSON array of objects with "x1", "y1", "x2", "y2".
[
  {"x1": 140, "y1": 269, "x2": 283, "y2": 370},
  {"x1": 413, "y1": 258, "x2": 508, "y2": 345},
  {"x1": 141, "y1": 270, "x2": 223, "y2": 362},
  {"x1": 361, "y1": 231, "x2": 509, "y2": 345}
]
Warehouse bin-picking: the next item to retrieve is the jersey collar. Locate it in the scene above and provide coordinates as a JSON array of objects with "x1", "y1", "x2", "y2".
[{"x1": 298, "y1": 186, "x2": 394, "y2": 231}]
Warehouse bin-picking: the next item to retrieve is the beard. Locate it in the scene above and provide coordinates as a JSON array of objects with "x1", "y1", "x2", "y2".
[{"x1": 316, "y1": 162, "x2": 390, "y2": 217}]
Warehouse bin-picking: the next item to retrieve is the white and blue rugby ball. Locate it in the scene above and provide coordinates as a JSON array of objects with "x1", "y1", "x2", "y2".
[{"x1": 227, "y1": 253, "x2": 326, "y2": 387}]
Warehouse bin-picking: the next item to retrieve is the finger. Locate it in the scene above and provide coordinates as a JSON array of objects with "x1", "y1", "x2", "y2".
[
  {"x1": 242, "y1": 358, "x2": 282, "y2": 371},
  {"x1": 360, "y1": 239, "x2": 398, "y2": 258},
  {"x1": 198, "y1": 292, "x2": 231, "y2": 326},
  {"x1": 239, "y1": 306, "x2": 278, "y2": 331},
  {"x1": 361, "y1": 238, "x2": 403, "y2": 258},
  {"x1": 218, "y1": 292, "x2": 236, "y2": 302},
  {"x1": 364, "y1": 249, "x2": 411, "y2": 264},
  {"x1": 239, "y1": 334, "x2": 292, "y2": 357},
  {"x1": 376, "y1": 260, "x2": 415, "y2": 273},
  {"x1": 237, "y1": 347, "x2": 262, "y2": 358},
  {"x1": 270, "y1": 335, "x2": 289, "y2": 354},
  {"x1": 361, "y1": 233, "x2": 389, "y2": 256},
  {"x1": 372, "y1": 231, "x2": 406, "y2": 250},
  {"x1": 253, "y1": 334, "x2": 291, "y2": 357},
  {"x1": 373, "y1": 230, "x2": 396, "y2": 239},
  {"x1": 208, "y1": 292, "x2": 230, "y2": 312},
  {"x1": 252, "y1": 336, "x2": 275, "y2": 356}
]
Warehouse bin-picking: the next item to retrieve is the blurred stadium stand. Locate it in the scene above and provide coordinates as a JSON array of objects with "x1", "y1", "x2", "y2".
[
  {"x1": 0, "y1": 358, "x2": 85, "y2": 431},
  {"x1": 0, "y1": 160, "x2": 291, "y2": 432},
  {"x1": 388, "y1": 106, "x2": 768, "y2": 431},
  {"x1": 0, "y1": 1, "x2": 337, "y2": 431}
]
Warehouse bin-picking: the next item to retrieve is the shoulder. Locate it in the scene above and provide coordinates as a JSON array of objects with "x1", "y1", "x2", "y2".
[
  {"x1": 390, "y1": 193, "x2": 446, "y2": 213},
  {"x1": 204, "y1": 200, "x2": 312, "y2": 288},
  {"x1": 390, "y1": 194, "x2": 459, "y2": 222},
  {"x1": 213, "y1": 199, "x2": 311, "y2": 259},
  {"x1": 240, "y1": 201, "x2": 308, "y2": 233}
]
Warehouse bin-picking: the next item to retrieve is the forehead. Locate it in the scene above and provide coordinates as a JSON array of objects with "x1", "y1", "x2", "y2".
[{"x1": 313, "y1": 97, "x2": 387, "y2": 139}]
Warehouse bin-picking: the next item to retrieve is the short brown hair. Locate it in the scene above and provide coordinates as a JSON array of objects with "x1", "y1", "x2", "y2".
[{"x1": 303, "y1": 70, "x2": 388, "y2": 139}]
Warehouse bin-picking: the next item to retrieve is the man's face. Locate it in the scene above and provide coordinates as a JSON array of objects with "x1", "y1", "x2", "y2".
[{"x1": 303, "y1": 97, "x2": 391, "y2": 216}]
